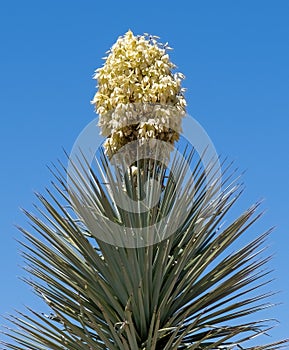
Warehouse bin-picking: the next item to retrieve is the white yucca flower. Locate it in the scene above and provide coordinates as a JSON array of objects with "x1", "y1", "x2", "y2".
[{"x1": 91, "y1": 30, "x2": 187, "y2": 157}]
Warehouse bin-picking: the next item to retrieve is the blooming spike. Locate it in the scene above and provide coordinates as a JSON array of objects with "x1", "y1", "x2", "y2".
[{"x1": 92, "y1": 30, "x2": 187, "y2": 157}]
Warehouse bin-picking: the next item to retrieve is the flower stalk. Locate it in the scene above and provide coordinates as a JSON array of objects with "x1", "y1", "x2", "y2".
[{"x1": 92, "y1": 30, "x2": 187, "y2": 158}]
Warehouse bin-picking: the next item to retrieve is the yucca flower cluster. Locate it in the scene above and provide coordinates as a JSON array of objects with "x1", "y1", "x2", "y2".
[{"x1": 91, "y1": 30, "x2": 187, "y2": 157}]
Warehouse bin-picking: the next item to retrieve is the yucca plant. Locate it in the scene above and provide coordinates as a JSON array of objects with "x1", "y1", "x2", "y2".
[{"x1": 1, "y1": 31, "x2": 288, "y2": 350}]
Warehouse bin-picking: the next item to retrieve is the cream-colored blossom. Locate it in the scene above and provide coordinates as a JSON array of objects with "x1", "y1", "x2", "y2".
[{"x1": 92, "y1": 30, "x2": 187, "y2": 156}]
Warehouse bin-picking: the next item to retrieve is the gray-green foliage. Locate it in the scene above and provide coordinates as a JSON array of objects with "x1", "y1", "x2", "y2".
[{"x1": 1, "y1": 149, "x2": 288, "y2": 349}]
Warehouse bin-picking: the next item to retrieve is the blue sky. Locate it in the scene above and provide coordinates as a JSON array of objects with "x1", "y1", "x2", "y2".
[{"x1": 0, "y1": 0, "x2": 288, "y2": 345}]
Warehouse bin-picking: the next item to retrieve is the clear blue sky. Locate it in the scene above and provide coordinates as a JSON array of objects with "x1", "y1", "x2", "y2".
[{"x1": 0, "y1": 0, "x2": 288, "y2": 345}]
